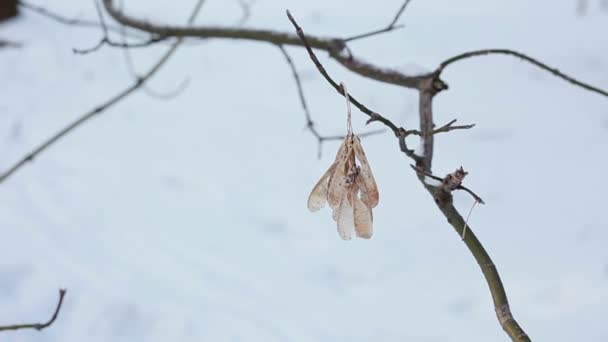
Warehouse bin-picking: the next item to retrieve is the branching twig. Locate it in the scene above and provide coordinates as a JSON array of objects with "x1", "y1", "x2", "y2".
[
  {"x1": 410, "y1": 164, "x2": 485, "y2": 204},
  {"x1": 286, "y1": 10, "x2": 402, "y2": 134},
  {"x1": 72, "y1": 1, "x2": 168, "y2": 55},
  {"x1": 18, "y1": 0, "x2": 144, "y2": 39},
  {"x1": 343, "y1": 0, "x2": 412, "y2": 42},
  {"x1": 438, "y1": 48, "x2": 608, "y2": 98},
  {"x1": 0, "y1": 289, "x2": 67, "y2": 332},
  {"x1": 119, "y1": 14, "x2": 190, "y2": 100},
  {"x1": 0, "y1": 0, "x2": 207, "y2": 184},
  {"x1": 286, "y1": 9, "x2": 532, "y2": 341},
  {"x1": 277, "y1": 44, "x2": 383, "y2": 157}
]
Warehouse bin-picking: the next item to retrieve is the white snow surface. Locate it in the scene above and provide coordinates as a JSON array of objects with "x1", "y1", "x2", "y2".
[{"x1": 1, "y1": 1, "x2": 607, "y2": 341}]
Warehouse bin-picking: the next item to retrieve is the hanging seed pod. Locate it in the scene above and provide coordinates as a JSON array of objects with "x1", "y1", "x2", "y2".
[{"x1": 307, "y1": 83, "x2": 379, "y2": 240}]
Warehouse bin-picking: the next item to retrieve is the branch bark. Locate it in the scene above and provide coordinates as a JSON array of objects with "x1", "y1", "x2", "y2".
[{"x1": 0, "y1": 289, "x2": 67, "y2": 332}]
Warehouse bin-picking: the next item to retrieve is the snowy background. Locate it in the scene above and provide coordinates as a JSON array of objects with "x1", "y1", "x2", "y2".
[{"x1": 1, "y1": 0, "x2": 607, "y2": 341}]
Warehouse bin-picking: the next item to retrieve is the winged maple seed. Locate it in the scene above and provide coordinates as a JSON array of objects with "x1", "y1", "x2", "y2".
[{"x1": 307, "y1": 134, "x2": 379, "y2": 240}]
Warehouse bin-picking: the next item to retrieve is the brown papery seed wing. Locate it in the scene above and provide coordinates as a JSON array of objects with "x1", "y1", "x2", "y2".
[
  {"x1": 353, "y1": 187, "x2": 373, "y2": 239},
  {"x1": 307, "y1": 162, "x2": 337, "y2": 212},
  {"x1": 327, "y1": 137, "x2": 354, "y2": 209},
  {"x1": 353, "y1": 136, "x2": 379, "y2": 208},
  {"x1": 336, "y1": 188, "x2": 355, "y2": 240}
]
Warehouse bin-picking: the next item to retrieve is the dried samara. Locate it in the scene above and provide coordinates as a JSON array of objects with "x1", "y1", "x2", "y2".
[{"x1": 307, "y1": 134, "x2": 379, "y2": 240}]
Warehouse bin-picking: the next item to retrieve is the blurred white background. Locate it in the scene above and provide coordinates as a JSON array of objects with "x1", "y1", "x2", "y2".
[{"x1": 1, "y1": 1, "x2": 607, "y2": 341}]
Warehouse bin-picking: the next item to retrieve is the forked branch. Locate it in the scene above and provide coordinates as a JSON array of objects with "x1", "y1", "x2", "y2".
[{"x1": 437, "y1": 48, "x2": 608, "y2": 98}]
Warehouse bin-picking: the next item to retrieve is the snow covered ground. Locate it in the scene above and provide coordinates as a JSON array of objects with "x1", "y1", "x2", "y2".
[{"x1": 1, "y1": 0, "x2": 607, "y2": 341}]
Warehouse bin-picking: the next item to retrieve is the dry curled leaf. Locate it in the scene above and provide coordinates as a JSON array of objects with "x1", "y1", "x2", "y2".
[{"x1": 307, "y1": 134, "x2": 379, "y2": 240}]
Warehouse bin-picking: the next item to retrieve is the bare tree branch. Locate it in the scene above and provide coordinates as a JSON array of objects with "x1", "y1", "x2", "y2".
[
  {"x1": 101, "y1": 0, "x2": 426, "y2": 89},
  {"x1": 72, "y1": 1, "x2": 169, "y2": 55},
  {"x1": 0, "y1": 39, "x2": 22, "y2": 49},
  {"x1": 18, "y1": 0, "x2": 144, "y2": 39},
  {"x1": 7, "y1": 2, "x2": 606, "y2": 341},
  {"x1": 286, "y1": 10, "x2": 404, "y2": 133},
  {"x1": 410, "y1": 164, "x2": 485, "y2": 204},
  {"x1": 0, "y1": 289, "x2": 67, "y2": 332},
  {"x1": 120, "y1": 19, "x2": 190, "y2": 100},
  {"x1": 0, "y1": 0, "x2": 207, "y2": 185},
  {"x1": 100, "y1": 0, "x2": 608, "y2": 101},
  {"x1": 277, "y1": 44, "x2": 384, "y2": 157},
  {"x1": 438, "y1": 48, "x2": 608, "y2": 98},
  {"x1": 343, "y1": 0, "x2": 412, "y2": 42},
  {"x1": 236, "y1": 0, "x2": 254, "y2": 26},
  {"x1": 286, "y1": 10, "x2": 530, "y2": 342}
]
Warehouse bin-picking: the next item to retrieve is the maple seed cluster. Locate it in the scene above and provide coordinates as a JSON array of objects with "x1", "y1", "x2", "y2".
[{"x1": 307, "y1": 134, "x2": 379, "y2": 240}]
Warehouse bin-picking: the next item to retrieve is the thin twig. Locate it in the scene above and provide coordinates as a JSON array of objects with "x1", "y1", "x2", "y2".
[
  {"x1": 0, "y1": 39, "x2": 22, "y2": 49},
  {"x1": 73, "y1": 36, "x2": 168, "y2": 54},
  {"x1": 0, "y1": 0, "x2": 207, "y2": 184},
  {"x1": 438, "y1": 48, "x2": 608, "y2": 98},
  {"x1": 236, "y1": 0, "x2": 254, "y2": 26},
  {"x1": 388, "y1": 0, "x2": 413, "y2": 28},
  {"x1": 343, "y1": 24, "x2": 405, "y2": 43},
  {"x1": 277, "y1": 45, "x2": 383, "y2": 158},
  {"x1": 119, "y1": 11, "x2": 190, "y2": 100},
  {"x1": 343, "y1": 0, "x2": 412, "y2": 42},
  {"x1": 432, "y1": 119, "x2": 475, "y2": 134},
  {"x1": 0, "y1": 289, "x2": 67, "y2": 332},
  {"x1": 18, "y1": 0, "x2": 144, "y2": 39},
  {"x1": 72, "y1": 1, "x2": 168, "y2": 57},
  {"x1": 410, "y1": 164, "x2": 485, "y2": 204},
  {"x1": 286, "y1": 10, "x2": 401, "y2": 134}
]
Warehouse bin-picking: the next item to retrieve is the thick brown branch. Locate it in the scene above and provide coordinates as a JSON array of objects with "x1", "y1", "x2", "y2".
[
  {"x1": 101, "y1": 0, "x2": 425, "y2": 90},
  {"x1": 438, "y1": 48, "x2": 608, "y2": 98},
  {"x1": 418, "y1": 60, "x2": 530, "y2": 342},
  {"x1": 431, "y1": 199, "x2": 531, "y2": 341},
  {"x1": 0, "y1": 289, "x2": 67, "y2": 332}
]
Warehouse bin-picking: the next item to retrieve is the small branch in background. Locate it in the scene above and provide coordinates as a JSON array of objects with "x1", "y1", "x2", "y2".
[
  {"x1": 278, "y1": 44, "x2": 383, "y2": 157},
  {"x1": 577, "y1": 0, "x2": 588, "y2": 15},
  {"x1": 431, "y1": 119, "x2": 475, "y2": 134},
  {"x1": 0, "y1": 39, "x2": 22, "y2": 49},
  {"x1": 119, "y1": 13, "x2": 190, "y2": 100},
  {"x1": 286, "y1": 10, "x2": 401, "y2": 134},
  {"x1": 0, "y1": 0, "x2": 207, "y2": 185},
  {"x1": 236, "y1": 0, "x2": 254, "y2": 26},
  {"x1": 73, "y1": 35, "x2": 167, "y2": 54},
  {"x1": 343, "y1": 0, "x2": 412, "y2": 42},
  {"x1": 437, "y1": 48, "x2": 608, "y2": 98},
  {"x1": 18, "y1": 0, "x2": 144, "y2": 39},
  {"x1": 405, "y1": 118, "x2": 475, "y2": 136},
  {"x1": 72, "y1": 1, "x2": 167, "y2": 55},
  {"x1": 0, "y1": 289, "x2": 67, "y2": 332},
  {"x1": 410, "y1": 165, "x2": 485, "y2": 204}
]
